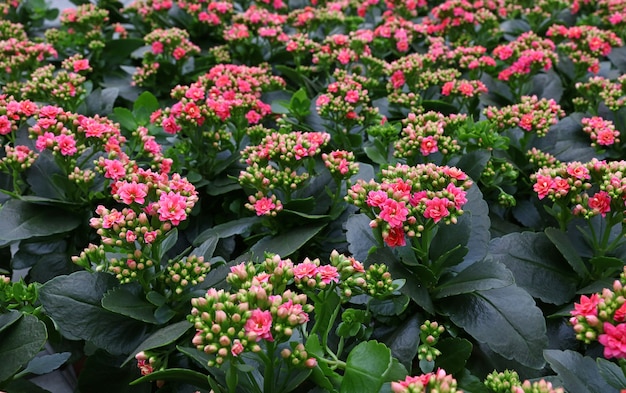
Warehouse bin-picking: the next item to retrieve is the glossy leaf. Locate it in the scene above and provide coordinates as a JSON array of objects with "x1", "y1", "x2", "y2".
[
  {"x1": 340, "y1": 341, "x2": 393, "y2": 393},
  {"x1": 249, "y1": 222, "x2": 326, "y2": 260},
  {"x1": 0, "y1": 200, "x2": 81, "y2": 242},
  {"x1": 440, "y1": 285, "x2": 548, "y2": 369},
  {"x1": 0, "y1": 311, "x2": 22, "y2": 334},
  {"x1": 0, "y1": 313, "x2": 47, "y2": 383},
  {"x1": 433, "y1": 260, "x2": 514, "y2": 299},
  {"x1": 101, "y1": 285, "x2": 158, "y2": 324},
  {"x1": 16, "y1": 352, "x2": 71, "y2": 377},
  {"x1": 597, "y1": 358, "x2": 626, "y2": 390},
  {"x1": 434, "y1": 337, "x2": 473, "y2": 375},
  {"x1": 346, "y1": 213, "x2": 378, "y2": 263},
  {"x1": 124, "y1": 321, "x2": 192, "y2": 366},
  {"x1": 545, "y1": 227, "x2": 589, "y2": 278},
  {"x1": 544, "y1": 350, "x2": 618, "y2": 393}
]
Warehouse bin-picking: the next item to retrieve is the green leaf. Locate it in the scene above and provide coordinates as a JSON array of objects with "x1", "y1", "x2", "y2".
[
  {"x1": 85, "y1": 87, "x2": 118, "y2": 116},
  {"x1": 545, "y1": 227, "x2": 590, "y2": 278},
  {"x1": 123, "y1": 321, "x2": 192, "y2": 365},
  {"x1": 101, "y1": 285, "x2": 158, "y2": 324},
  {"x1": 16, "y1": 352, "x2": 71, "y2": 377},
  {"x1": 434, "y1": 337, "x2": 473, "y2": 375},
  {"x1": 177, "y1": 346, "x2": 212, "y2": 371},
  {"x1": 157, "y1": 228, "x2": 178, "y2": 261},
  {"x1": 597, "y1": 358, "x2": 626, "y2": 390},
  {"x1": 77, "y1": 350, "x2": 151, "y2": 393},
  {"x1": 0, "y1": 311, "x2": 22, "y2": 334},
  {"x1": 380, "y1": 314, "x2": 420, "y2": 371},
  {"x1": 488, "y1": 231, "x2": 578, "y2": 305},
  {"x1": 433, "y1": 260, "x2": 514, "y2": 299},
  {"x1": 38, "y1": 271, "x2": 147, "y2": 355},
  {"x1": 369, "y1": 295, "x2": 410, "y2": 317},
  {"x1": 346, "y1": 213, "x2": 378, "y2": 263},
  {"x1": 112, "y1": 107, "x2": 137, "y2": 132},
  {"x1": 249, "y1": 222, "x2": 326, "y2": 260},
  {"x1": 364, "y1": 145, "x2": 388, "y2": 166},
  {"x1": 194, "y1": 217, "x2": 262, "y2": 246},
  {"x1": 544, "y1": 350, "x2": 619, "y2": 393},
  {"x1": 454, "y1": 150, "x2": 490, "y2": 182},
  {"x1": 130, "y1": 368, "x2": 211, "y2": 389},
  {"x1": 305, "y1": 335, "x2": 341, "y2": 391},
  {"x1": 440, "y1": 285, "x2": 548, "y2": 369},
  {"x1": 0, "y1": 200, "x2": 81, "y2": 241},
  {"x1": 0, "y1": 313, "x2": 47, "y2": 383},
  {"x1": 340, "y1": 341, "x2": 393, "y2": 393},
  {"x1": 133, "y1": 91, "x2": 160, "y2": 124}
]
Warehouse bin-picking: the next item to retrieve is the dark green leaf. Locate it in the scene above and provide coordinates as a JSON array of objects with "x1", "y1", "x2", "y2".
[
  {"x1": 0, "y1": 314, "x2": 47, "y2": 382},
  {"x1": 364, "y1": 145, "x2": 388, "y2": 166},
  {"x1": 346, "y1": 213, "x2": 378, "y2": 263},
  {"x1": 133, "y1": 91, "x2": 160, "y2": 124},
  {"x1": 440, "y1": 285, "x2": 548, "y2": 369},
  {"x1": 380, "y1": 314, "x2": 420, "y2": 371},
  {"x1": 0, "y1": 311, "x2": 22, "y2": 334},
  {"x1": 488, "y1": 231, "x2": 578, "y2": 305},
  {"x1": 193, "y1": 217, "x2": 261, "y2": 246},
  {"x1": 530, "y1": 71, "x2": 563, "y2": 101},
  {"x1": 130, "y1": 368, "x2": 211, "y2": 389},
  {"x1": 369, "y1": 295, "x2": 410, "y2": 316},
  {"x1": 544, "y1": 350, "x2": 619, "y2": 393},
  {"x1": 157, "y1": 228, "x2": 178, "y2": 261},
  {"x1": 597, "y1": 358, "x2": 626, "y2": 390},
  {"x1": 101, "y1": 285, "x2": 158, "y2": 324},
  {"x1": 249, "y1": 222, "x2": 326, "y2": 260},
  {"x1": 545, "y1": 227, "x2": 589, "y2": 278},
  {"x1": 39, "y1": 271, "x2": 147, "y2": 355},
  {"x1": 0, "y1": 378, "x2": 54, "y2": 393},
  {"x1": 17, "y1": 352, "x2": 71, "y2": 377},
  {"x1": 433, "y1": 260, "x2": 514, "y2": 299},
  {"x1": 434, "y1": 337, "x2": 473, "y2": 375},
  {"x1": 0, "y1": 200, "x2": 81, "y2": 241},
  {"x1": 112, "y1": 107, "x2": 137, "y2": 132},
  {"x1": 455, "y1": 150, "x2": 490, "y2": 182},
  {"x1": 340, "y1": 341, "x2": 393, "y2": 393},
  {"x1": 306, "y1": 335, "x2": 341, "y2": 391},
  {"x1": 77, "y1": 350, "x2": 151, "y2": 393},
  {"x1": 85, "y1": 87, "x2": 118, "y2": 116}
]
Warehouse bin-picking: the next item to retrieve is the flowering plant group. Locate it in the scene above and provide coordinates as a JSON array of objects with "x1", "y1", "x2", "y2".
[{"x1": 3, "y1": 0, "x2": 626, "y2": 392}]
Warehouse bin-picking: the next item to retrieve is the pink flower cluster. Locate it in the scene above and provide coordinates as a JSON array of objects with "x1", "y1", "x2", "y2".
[
  {"x1": 492, "y1": 31, "x2": 557, "y2": 82},
  {"x1": 391, "y1": 368, "x2": 460, "y2": 393},
  {"x1": 570, "y1": 267, "x2": 626, "y2": 359},
  {"x1": 532, "y1": 158, "x2": 626, "y2": 220},
  {"x1": 484, "y1": 95, "x2": 565, "y2": 137},
  {"x1": 346, "y1": 163, "x2": 472, "y2": 247},
  {"x1": 574, "y1": 74, "x2": 626, "y2": 113},
  {"x1": 177, "y1": 0, "x2": 233, "y2": 26},
  {"x1": 581, "y1": 116, "x2": 620, "y2": 149}
]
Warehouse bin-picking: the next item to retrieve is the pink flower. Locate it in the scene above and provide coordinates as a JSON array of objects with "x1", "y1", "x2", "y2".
[
  {"x1": 55, "y1": 134, "x2": 77, "y2": 156},
  {"x1": 0, "y1": 115, "x2": 12, "y2": 135},
  {"x1": 599, "y1": 322, "x2": 626, "y2": 359},
  {"x1": 423, "y1": 197, "x2": 452, "y2": 223},
  {"x1": 571, "y1": 293, "x2": 601, "y2": 318},
  {"x1": 73, "y1": 59, "x2": 90, "y2": 72},
  {"x1": 144, "y1": 230, "x2": 158, "y2": 244},
  {"x1": 102, "y1": 159, "x2": 126, "y2": 180},
  {"x1": 445, "y1": 183, "x2": 467, "y2": 209},
  {"x1": 420, "y1": 136, "x2": 438, "y2": 156},
  {"x1": 317, "y1": 265, "x2": 339, "y2": 284},
  {"x1": 533, "y1": 174, "x2": 554, "y2": 200},
  {"x1": 35, "y1": 132, "x2": 55, "y2": 151},
  {"x1": 566, "y1": 163, "x2": 590, "y2": 179},
  {"x1": 588, "y1": 191, "x2": 611, "y2": 217},
  {"x1": 246, "y1": 110, "x2": 263, "y2": 124},
  {"x1": 293, "y1": 261, "x2": 318, "y2": 280},
  {"x1": 384, "y1": 226, "x2": 406, "y2": 247},
  {"x1": 172, "y1": 47, "x2": 186, "y2": 60},
  {"x1": 615, "y1": 303, "x2": 626, "y2": 323},
  {"x1": 162, "y1": 116, "x2": 181, "y2": 134},
  {"x1": 157, "y1": 191, "x2": 188, "y2": 225},
  {"x1": 379, "y1": 199, "x2": 408, "y2": 227},
  {"x1": 253, "y1": 197, "x2": 276, "y2": 216},
  {"x1": 391, "y1": 373, "x2": 432, "y2": 393},
  {"x1": 231, "y1": 339, "x2": 244, "y2": 356},
  {"x1": 367, "y1": 190, "x2": 389, "y2": 207},
  {"x1": 151, "y1": 41, "x2": 164, "y2": 54},
  {"x1": 244, "y1": 309, "x2": 273, "y2": 342},
  {"x1": 117, "y1": 181, "x2": 149, "y2": 205},
  {"x1": 345, "y1": 90, "x2": 360, "y2": 103},
  {"x1": 390, "y1": 71, "x2": 405, "y2": 89}
]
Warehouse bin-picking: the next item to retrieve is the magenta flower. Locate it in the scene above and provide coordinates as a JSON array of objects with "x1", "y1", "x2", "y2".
[
  {"x1": 0, "y1": 115, "x2": 12, "y2": 135},
  {"x1": 244, "y1": 309, "x2": 274, "y2": 342},
  {"x1": 598, "y1": 322, "x2": 626, "y2": 359},
  {"x1": 587, "y1": 191, "x2": 611, "y2": 217},
  {"x1": 253, "y1": 197, "x2": 276, "y2": 216},
  {"x1": 419, "y1": 135, "x2": 439, "y2": 156},
  {"x1": 117, "y1": 181, "x2": 149, "y2": 205},
  {"x1": 317, "y1": 265, "x2": 339, "y2": 284},
  {"x1": 55, "y1": 134, "x2": 78, "y2": 156},
  {"x1": 384, "y1": 226, "x2": 406, "y2": 247},
  {"x1": 423, "y1": 197, "x2": 452, "y2": 223},
  {"x1": 379, "y1": 199, "x2": 408, "y2": 227},
  {"x1": 157, "y1": 191, "x2": 188, "y2": 225}
]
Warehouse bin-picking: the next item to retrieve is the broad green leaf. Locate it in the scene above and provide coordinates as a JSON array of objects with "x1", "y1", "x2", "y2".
[
  {"x1": 249, "y1": 222, "x2": 326, "y2": 260},
  {"x1": 112, "y1": 107, "x2": 137, "y2": 132},
  {"x1": 130, "y1": 368, "x2": 211, "y2": 389},
  {"x1": 101, "y1": 285, "x2": 158, "y2": 324},
  {"x1": 369, "y1": 295, "x2": 410, "y2": 316},
  {"x1": 488, "y1": 232, "x2": 578, "y2": 305},
  {"x1": 0, "y1": 200, "x2": 81, "y2": 241},
  {"x1": 454, "y1": 150, "x2": 490, "y2": 182},
  {"x1": 544, "y1": 350, "x2": 618, "y2": 393},
  {"x1": 380, "y1": 314, "x2": 420, "y2": 371},
  {"x1": 340, "y1": 341, "x2": 393, "y2": 393},
  {"x1": 433, "y1": 260, "x2": 514, "y2": 299},
  {"x1": 16, "y1": 352, "x2": 71, "y2": 377},
  {"x1": 597, "y1": 358, "x2": 626, "y2": 390},
  {"x1": 534, "y1": 114, "x2": 596, "y2": 163},
  {"x1": 133, "y1": 91, "x2": 160, "y2": 124},
  {"x1": 346, "y1": 213, "x2": 378, "y2": 263},
  {"x1": 0, "y1": 313, "x2": 47, "y2": 383},
  {"x1": 434, "y1": 337, "x2": 473, "y2": 375},
  {"x1": 77, "y1": 350, "x2": 151, "y2": 393},
  {"x1": 85, "y1": 87, "x2": 118, "y2": 116},
  {"x1": 545, "y1": 227, "x2": 590, "y2": 278},
  {"x1": 39, "y1": 271, "x2": 147, "y2": 355},
  {"x1": 440, "y1": 285, "x2": 548, "y2": 369},
  {"x1": 193, "y1": 217, "x2": 261, "y2": 245},
  {"x1": 177, "y1": 346, "x2": 212, "y2": 371},
  {"x1": 123, "y1": 320, "x2": 192, "y2": 366},
  {"x1": 0, "y1": 311, "x2": 22, "y2": 334},
  {"x1": 305, "y1": 334, "x2": 341, "y2": 391},
  {"x1": 364, "y1": 145, "x2": 388, "y2": 166}
]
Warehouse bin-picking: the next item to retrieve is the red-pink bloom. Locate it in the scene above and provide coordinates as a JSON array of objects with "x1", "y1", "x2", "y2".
[
  {"x1": 345, "y1": 90, "x2": 360, "y2": 103},
  {"x1": 615, "y1": 303, "x2": 626, "y2": 322},
  {"x1": 277, "y1": 300, "x2": 309, "y2": 324},
  {"x1": 231, "y1": 339, "x2": 244, "y2": 356},
  {"x1": 73, "y1": 59, "x2": 90, "y2": 72},
  {"x1": 588, "y1": 190, "x2": 611, "y2": 217},
  {"x1": 293, "y1": 261, "x2": 318, "y2": 280},
  {"x1": 420, "y1": 136, "x2": 439, "y2": 156},
  {"x1": 317, "y1": 265, "x2": 339, "y2": 284},
  {"x1": 151, "y1": 41, "x2": 164, "y2": 55},
  {"x1": 157, "y1": 191, "x2": 188, "y2": 225},
  {"x1": 144, "y1": 230, "x2": 158, "y2": 244},
  {"x1": 599, "y1": 322, "x2": 626, "y2": 359},
  {"x1": 390, "y1": 70, "x2": 405, "y2": 89},
  {"x1": 102, "y1": 159, "x2": 126, "y2": 180},
  {"x1": 0, "y1": 115, "x2": 12, "y2": 135},
  {"x1": 162, "y1": 116, "x2": 181, "y2": 134},
  {"x1": 596, "y1": 127, "x2": 618, "y2": 146},
  {"x1": 55, "y1": 134, "x2": 77, "y2": 156},
  {"x1": 445, "y1": 183, "x2": 467, "y2": 209},
  {"x1": 571, "y1": 293, "x2": 601, "y2": 318},
  {"x1": 379, "y1": 199, "x2": 408, "y2": 227},
  {"x1": 172, "y1": 47, "x2": 186, "y2": 60},
  {"x1": 367, "y1": 190, "x2": 389, "y2": 207},
  {"x1": 566, "y1": 163, "x2": 590, "y2": 179},
  {"x1": 423, "y1": 197, "x2": 452, "y2": 223},
  {"x1": 117, "y1": 181, "x2": 149, "y2": 205},
  {"x1": 533, "y1": 174, "x2": 554, "y2": 200},
  {"x1": 391, "y1": 373, "x2": 432, "y2": 392},
  {"x1": 137, "y1": 359, "x2": 153, "y2": 376},
  {"x1": 102, "y1": 210, "x2": 124, "y2": 229},
  {"x1": 246, "y1": 110, "x2": 263, "y2": 124},
  {"x1": 384, "y1": 226, "x2": 406, "y2": 247},
  {"x1": 253, "y1": 197, "x2": 276, "y2": 216},
  {"x1": 244, "y1": 309, "x2": 274, "y2": 342}
]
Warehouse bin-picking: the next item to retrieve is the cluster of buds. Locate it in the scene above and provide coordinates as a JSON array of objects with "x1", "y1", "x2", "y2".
[
  {"x1": 491, "y1": 32, "x2": 558, "y2": 82},
  {"x1": 322, "y1": 149, "x2": 359, "y2": 180},
  {"x1": 546, "y1": 25, "x2": 622, "y2": 75},
  {"x1": 18, "y1": 55, "x2": 91, "y2": 109},
  {"x1": 484, "y1": 95, "x2": 565, "y2": 138},
  {"x1": 287, "y1": 7, "x2": 348, "y2": 39},
  {"x1": 123, "y1": 0, "x2": 173, "y2": 29},
  {"x1": 417, "y1": 320, "x2": 445, "y2": 363},
  {"x1": 394, "y1": 111, "x2": 464, "y2": 164},
  {"x1": 346, "y1": 163, "x2": 473, "y2": 247},
  {"x1": 238, "y1": 129, "x2": 330, "y2": 214},
  {"x1": 133, "y1": 28, "x2": 201, "y2": 88},
  {"x1": 281, "y1": 343, "x2": 317, "y2": 368},
  {"x1": 45, "y1": 3, "x2": 109, "y2": 54},
  {"x1": 316, "y1": 70, "x2": 380, "y2": 134},
  {"x1": 371, "y1": 14, "x2": 423, "y2": 54},
  {"x1": 379, "y1": 0, "x2": 427, "y2": 18},
  {"x1": 391, "y1": 368, "x2": 460, "y2": 393},
  {"x1": 0, "y1": 144, "x2": 38, "y2": 174},
  {"x1": 581, "y1": 116, "x2": 621, "y2": 149},
  {"x1": 134, "y1": 351, "x2": 162, "y2": 378},
  {"x1": 229, "y1": 6, "x2": 289, "y2": 45},
  {"x1": 327, "y1": 250, "x2": 397, "y2": 298},
  {"x1": 573, "y1": 75, "x2": 626, "y2": 113},
  {"x1": 0, "y1": 275, "x2": 39, "y2": 314},
  {"x1": 484, "y1": 370, "x2": 564, "y2": 393},
  {"x1": 163, "y1": 255, "x2": 211, "y2": 295},
  {"x1": 312, "y1": 33, "x2": 370, "y2": 70},
  {"x1": 178, "y1": 0, "x2": 234, "y2": 27},
  {"x1": 445, "y1": 44, "x2": 497, "y2": 74}
]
